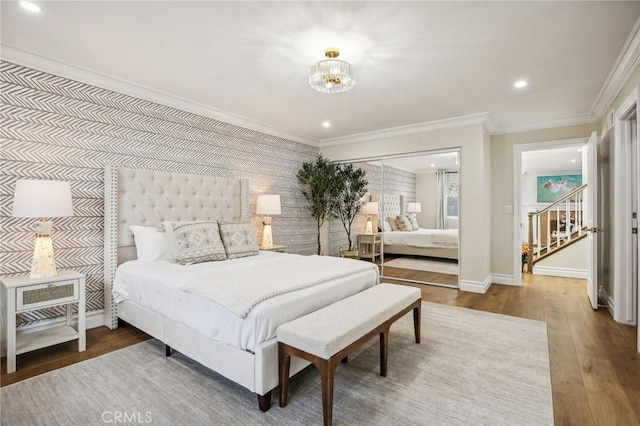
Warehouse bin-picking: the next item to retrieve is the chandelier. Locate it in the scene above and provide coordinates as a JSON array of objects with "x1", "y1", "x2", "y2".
[{"x1": 309, "y1": 48, "x2": 355, "y2": 94}]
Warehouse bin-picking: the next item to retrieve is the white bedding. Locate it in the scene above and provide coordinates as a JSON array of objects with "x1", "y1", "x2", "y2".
[
  {"x1": 113, "y1": 251, "x2": 378, "y2": 352},
  {"x1": 182, "y1": 253, "x2": 377, "y2": 318},
  {"x1": 383, "y1": 228, "x2": 459, "y2": 249}
]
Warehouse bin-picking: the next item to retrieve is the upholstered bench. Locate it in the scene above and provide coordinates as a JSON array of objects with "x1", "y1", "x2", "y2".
[{"x1": 277, "y1": 284, "x2": 422, "y2": 426}]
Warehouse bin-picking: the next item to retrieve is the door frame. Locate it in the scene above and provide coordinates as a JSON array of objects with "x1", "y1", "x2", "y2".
[
  {"x1": 512, "y1": 138, "x2": 588, "y2": 287},
  {"x1": 613, "y1": 87, "x2": 639, "y2": 325}
]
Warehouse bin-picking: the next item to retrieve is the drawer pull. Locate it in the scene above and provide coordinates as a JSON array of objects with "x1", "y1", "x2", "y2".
[{"x1": 47, "y1": 284, "x2": 56, "y2": 289}]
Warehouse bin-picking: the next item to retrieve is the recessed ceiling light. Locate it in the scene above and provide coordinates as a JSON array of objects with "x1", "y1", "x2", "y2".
[
  {"x1": 577, "y1": 148, "x2": 583, "y2": 152},
  {"x1": 514, "y1": 80, "x2": 528, "y2": 89},
  {"x1": 322, "y1": 121, "x2": 331, "y2": 128},
  {"x1": 430, "y1": 164, "x2": 435, "y2": 167},
  {"x1": 19, "y1": 1, "x2": 41, "y2": 12},
  {"x1": 571, "y1": 159, "x2": 576, "y2": 163}
]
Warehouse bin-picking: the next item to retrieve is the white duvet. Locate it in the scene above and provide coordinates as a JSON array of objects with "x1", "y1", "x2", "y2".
[
  {"x1": 383, "y1": 228, "x2": 458, "y2": 249},
  {"x1": 112, "y1": 251, "x2": 378, "y2": 351}
]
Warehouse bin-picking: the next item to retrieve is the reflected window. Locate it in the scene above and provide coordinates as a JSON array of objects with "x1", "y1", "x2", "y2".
[{"x1": 447, "y1": 174, "x2": 459, "y2": 217}]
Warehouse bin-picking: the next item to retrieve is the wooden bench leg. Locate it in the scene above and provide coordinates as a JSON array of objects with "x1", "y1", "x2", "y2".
[
  {"x1": 278, "y1": 343, "x2": 291, "y2": 408},
  {"x1": 257, "y1": 391, "x2": 271, "y2": 412},
  {"x1": 319, "y1": 359, "x2": 337, "y2": 426},
  {"x1": 413, "y1": 304, "x2": 421, "y2": 344},
  {"x1": 379, "y1": 330, "x2": 388, "y2": 377}
]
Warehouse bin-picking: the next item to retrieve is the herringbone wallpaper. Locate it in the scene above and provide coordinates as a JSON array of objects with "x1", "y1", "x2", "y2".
[{"x1": 0, "y1": 61, "x2": 319, "y2": 327}]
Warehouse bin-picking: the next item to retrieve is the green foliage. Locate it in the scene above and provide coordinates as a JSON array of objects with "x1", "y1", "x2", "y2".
[
  {"x1": 330, "y1": 164, "x2": 369, "y2": 251},
  {"x1": 297, "y1": 156, "x2": 341, "y2": 255}
]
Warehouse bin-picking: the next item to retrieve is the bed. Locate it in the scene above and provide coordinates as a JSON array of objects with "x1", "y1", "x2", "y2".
[
  {"x1": 380, "y1": 194, "x2": 459, "y2": 260},
  {"x1": 103, "y1": 166, "x2": 378, "y2": 411}
]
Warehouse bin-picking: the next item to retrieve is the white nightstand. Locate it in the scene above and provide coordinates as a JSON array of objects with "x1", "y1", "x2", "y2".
[
  {"x1": 357, "y1": 234, "x2": 382, "y2": 261},
  {"x1": 1, "y1": 270, "x2": 86, "y2": 373},
  {"x1": 259, "y1": 245, "x2": 286, "y2": 253}
]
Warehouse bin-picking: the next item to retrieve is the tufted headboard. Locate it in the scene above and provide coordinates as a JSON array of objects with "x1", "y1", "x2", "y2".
[
  {"x1": 103, "y1": 166, "x2": 249, "y2": 328},
  {"x1": 382, "y1": 194, "x2": 404, "y2": 218}
]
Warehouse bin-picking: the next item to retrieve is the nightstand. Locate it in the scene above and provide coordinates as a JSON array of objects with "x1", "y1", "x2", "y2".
[
  {"x1": 357, "y1": 234, "x2": 382, "y2": 261},
  {"x1": 1, "y1": 270, "x2": 86, "y2": 374},
  {"x1": 260, "y1": 245, "x2": 286, "y2": 253}
]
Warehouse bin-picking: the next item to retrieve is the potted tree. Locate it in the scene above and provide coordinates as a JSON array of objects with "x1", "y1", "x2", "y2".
[
  {"x1": 297, "y1": 156, "x2": 341, "y2": 255},
  {"x1": 331, "y1": 164, "x2": 368, "y2": 256}
]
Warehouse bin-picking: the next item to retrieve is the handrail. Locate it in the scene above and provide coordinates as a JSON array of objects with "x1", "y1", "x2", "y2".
[
  {"x1": 527, "y1": 184, "x2": 587, "y2": 217},
  {"x1": 526, "y1": 183, "x2": 587, "y2": 272}
]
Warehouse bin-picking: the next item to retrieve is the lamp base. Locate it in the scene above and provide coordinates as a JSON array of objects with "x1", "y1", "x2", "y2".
[
  {"x1": 261, "y1": 222, "x2": 274, "y2": 249},
  {"x1": 365, "y1": 216, "x2": 373, "y2": 235},
  {"x1": 30, "y1": 234, "x2": 57, "y2": 279}
]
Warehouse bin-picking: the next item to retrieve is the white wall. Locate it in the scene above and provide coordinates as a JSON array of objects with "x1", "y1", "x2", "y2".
[{"x1": 416, "y1": 172, "x2": 437, "y2": 228}]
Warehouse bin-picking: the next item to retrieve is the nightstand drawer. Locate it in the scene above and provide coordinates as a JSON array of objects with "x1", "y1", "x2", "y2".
[{"x1": 16, "y1": 279, "x2": 79, "y2": 312}]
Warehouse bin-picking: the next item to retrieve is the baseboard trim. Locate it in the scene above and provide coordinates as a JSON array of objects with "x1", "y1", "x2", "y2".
[
  {"x1": 460, "y1": 275, "x2": 492, "y2": 294},
  {"x1": 532, "y1": 266, "x2": 588, "y2": 279},
  {"x1": 491, "y1": 274, "x2": 516, "y2": 286},
  {"x1": 599, "y1": 286, "x2": 616, "y2": 319}
]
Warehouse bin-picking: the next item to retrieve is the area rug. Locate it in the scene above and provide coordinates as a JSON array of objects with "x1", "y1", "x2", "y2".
[
  {"x1": 383, "y1": 257, "x2": 459, "y2": 275},
  {"x1": 1, "y1": 302, "x2": 553, "y2": 426}
]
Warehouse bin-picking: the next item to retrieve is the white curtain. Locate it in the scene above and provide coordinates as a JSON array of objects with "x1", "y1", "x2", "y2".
[{"x1": 436, "y1": 170, "x2": 448, "y2": 229}]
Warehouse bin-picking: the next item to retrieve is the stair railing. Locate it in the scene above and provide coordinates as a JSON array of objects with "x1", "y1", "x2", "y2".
[{"x1": 527, "y1": 183, "x2": 587, "y2": 272}]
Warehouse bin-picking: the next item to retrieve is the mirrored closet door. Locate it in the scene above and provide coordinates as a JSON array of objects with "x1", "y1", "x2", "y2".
[
  {"x1": 379, "y1": 151, "x2": 460, "y2": 288},
  {"x1": 328, "y1": 150, "x2": 460, "y2": 288}
]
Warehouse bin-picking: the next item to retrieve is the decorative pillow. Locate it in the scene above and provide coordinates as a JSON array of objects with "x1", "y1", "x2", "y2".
[
  {"x1": 129, "y1": 225, "x2": 172, "y2": 261},
  {"x1": 386, "y1": 217, "x2": 399, "y2": 231},
  {"x1": 219, "y1": 221, "x2": 259, "y2": 259},
  {"x1": 383, "y1": 220, "x2": 392, "y2": 232},
  {"x1": 396, "y1": 215, "x2": 412, "y2": 232},
  {"x1": 407, "y1": 215, "x2": 420, "y2": 231},
  {"x1": 164, "y1": 221, "x2": 227, "y2": 265}
]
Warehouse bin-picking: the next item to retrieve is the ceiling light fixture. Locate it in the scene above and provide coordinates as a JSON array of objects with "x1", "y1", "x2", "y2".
[
  {"x1": 430, "y1": 164, "x2": 436, "y2": 167},
  {"x1": 571, "y1": 159, "x2": 576, "y2": 163},
  {"x1": 514, "y1": 80, "x2": 528, "y2": 89},
  {"x1": 19, "y1": 1, "x2": 41, "y2": 12},
  {"x1": 309, "y1": 48, "x2": 355, "y2": 94},
  {"x1": 322, "y1": 121, "x2": 331, "y2": 128}
]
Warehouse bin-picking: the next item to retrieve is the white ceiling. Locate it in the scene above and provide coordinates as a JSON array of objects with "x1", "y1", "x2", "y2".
[
  {"x1": 2, "y1": 1, "x2": 639, "y2": 144},
  {"x1": 383, "y1": 151, "x2": 459, "y2": 174},
  {"x1": 522, "y1": 145, "x2": 583, "y2": 175}
]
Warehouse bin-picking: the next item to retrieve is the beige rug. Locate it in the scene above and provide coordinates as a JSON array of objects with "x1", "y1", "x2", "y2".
[
  {"x1": 384, "y1": 257, "x2": 459, "y2": 275},
  {"x1": 1, "y1": 302, "x2": 553, "y2": 425}
]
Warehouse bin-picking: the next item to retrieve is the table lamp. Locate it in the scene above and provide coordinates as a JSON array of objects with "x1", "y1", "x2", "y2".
[
  {"x1": 11, "y1": 179, "x2": 74, "y2": 279},
  {"x1": 364, "y1": 202, "x2": 379, "y2": 234},
  {"x1": 256, "y1": 194, "x2": 281, "y2": 248},
  {"x1": 408, "y1": 202, "x2": 422, "y2": 217}
]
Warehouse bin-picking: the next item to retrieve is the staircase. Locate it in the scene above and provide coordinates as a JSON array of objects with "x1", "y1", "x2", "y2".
[{"x1": 526, "y1": 184, "x2": 587, "y2": 272}]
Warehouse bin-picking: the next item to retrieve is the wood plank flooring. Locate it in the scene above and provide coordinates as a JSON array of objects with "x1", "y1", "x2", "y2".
[{"x1": 2, "y1": 274, "x2": 639, "y2": 425}]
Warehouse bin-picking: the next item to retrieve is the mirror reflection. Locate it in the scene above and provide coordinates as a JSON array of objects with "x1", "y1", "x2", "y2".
[{"x1": 380, "y1": 152, "x2": 459, "y2": 287}]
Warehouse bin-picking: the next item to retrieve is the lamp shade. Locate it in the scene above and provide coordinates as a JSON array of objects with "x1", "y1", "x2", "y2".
[
  {"x1": 364, "y1": 202, "x2": 379, "y2": 215},
  {"x1": 408, "y1": 202, "x2": 422, "y2": 213},
  {"x1": 12, "y1": 180, "x2": 74, "y2": 218},
  {"x1": 256, "y1": 194, "x2": 281, "y2": 215}
]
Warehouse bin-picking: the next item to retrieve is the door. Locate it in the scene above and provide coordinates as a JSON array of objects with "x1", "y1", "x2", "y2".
[{"x1": 583, "y1": 131, "x2": 599, "y2": 309}]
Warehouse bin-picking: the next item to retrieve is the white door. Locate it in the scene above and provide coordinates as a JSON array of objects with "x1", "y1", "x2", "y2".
[{"x1": 583, "y1": 131, "x2": 599, "y2": 309}]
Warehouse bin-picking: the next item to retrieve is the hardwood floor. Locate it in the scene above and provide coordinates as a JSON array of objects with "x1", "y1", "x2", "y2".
[{"x1": 2, "y1": 274, "x2": 639, "y2": 425}]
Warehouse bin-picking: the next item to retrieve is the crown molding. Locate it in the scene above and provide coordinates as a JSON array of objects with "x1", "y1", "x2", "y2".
[
  {"x1": 492, "y1": 113, "x2": 598, "y2": 136},
  {"x1": 319, "y1": 112, "x2": 493, "y2": 148},
  {"x1": 591, "y1": 16, "x2": 640, "y2": 120},
  {"x1": 0, "y1": 45, "x2": 320, "y2": 148}
]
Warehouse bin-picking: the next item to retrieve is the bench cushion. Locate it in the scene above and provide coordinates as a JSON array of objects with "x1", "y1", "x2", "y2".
[{"x1": 277, "y1": 284, "x2": 421, "y2": 359}]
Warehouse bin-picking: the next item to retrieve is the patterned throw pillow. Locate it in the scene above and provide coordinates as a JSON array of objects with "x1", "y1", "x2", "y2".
[
  {"x1": 407, "y1": 215, "x2": 420, "y2": 231},
  {"x1": 396, "y1": 215, "x2": 413, "y2": 232},
  {"x1": 167, "y1": 221, "x2": 227, "y2": 265},
  {"x1": 386, "y1": 217, "x2": 400, "y2": 231},
  {"x1": 219, "y1": 221, "x2": 259, "y2": 259}
]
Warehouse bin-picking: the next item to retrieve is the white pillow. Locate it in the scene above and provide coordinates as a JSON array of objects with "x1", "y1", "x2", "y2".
[
  {"x1": 129, "y1": 225, "x2": 172, "y2": 262},
  {"x1": 383, "y1": 220, "x2": 392, "y2": 232}
]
